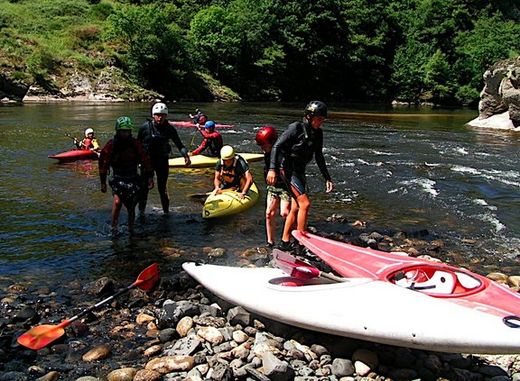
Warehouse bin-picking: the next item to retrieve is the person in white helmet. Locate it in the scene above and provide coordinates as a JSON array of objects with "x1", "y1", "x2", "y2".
[
  {"x1": 137, "y1": 102, "x2": 191, "y2": 215},
  {"x1": 75, "y1": 128, "x2": 100, "y2": 152},
  {"x1": 212, "y1": 145, "x2": 253, "y2": 199}
]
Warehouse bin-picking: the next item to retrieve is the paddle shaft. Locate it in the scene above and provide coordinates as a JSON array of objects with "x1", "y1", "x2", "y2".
[{"x1": 59, "y1": 280, "x2": 142, "y2": 328}]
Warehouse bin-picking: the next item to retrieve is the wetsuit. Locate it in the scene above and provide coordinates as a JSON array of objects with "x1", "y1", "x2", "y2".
[
  {"x1": 138, "y1": 119, "x2": 188, "y2": 213},
  {"x1": 99, "y1": 137, "x2": 152, "y2": 206},
  {"x1": 215, "y1": 155, "x2": 249, "y2": 189},
  {"x1": 269, "y1": 121, "x2": 331, "y2": 196},
  {"x1": 192, "y1": 130, "x2": 223, "y2": 157}
]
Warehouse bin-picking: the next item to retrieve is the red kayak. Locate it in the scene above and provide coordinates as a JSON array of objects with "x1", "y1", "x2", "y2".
[
  {"x1": 48, "y1": 149, "x2": 99, "y2": 162},
  {"x1": 293, "y1": 230, "x2": 520, "y2": 320},
  {"x1": 169, "y1": 121, "x2": 235, "y2": 129}
]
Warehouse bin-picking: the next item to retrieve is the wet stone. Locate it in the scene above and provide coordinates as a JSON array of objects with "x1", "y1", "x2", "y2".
[
  {"x1": 82, "y1": 344, "x2": 111, "y2": 362},
  {"x1": 197, "y1": 326, "x2": 224, "y2": 345},
  {"x1": 158, "y1": 328, "x2": 177, "y2": 342},
  {"x1": 136, "y1": 313, "x2": 155, "y2": 325},
  {"x1": 134, "y1": 369, "x2": 161, "y2": 381},
  {"x1": 106, "y1": 368, "x2": 137, "y2": 381},
  {"x1": 232, "y1": 330, "x2": 248, "y2": 344},
  {"x1": 261, "y1": 352, "x2": 294, "y2": 381},
  {"x1": 12, "y1": 306, "x2": 39, "y2": 323},
  {"x1": 144, "y1": 344, "x2": 162, "y2": 357},
  {"x1": 0, "y1": 371, "x2": 28, "y2": 381}
]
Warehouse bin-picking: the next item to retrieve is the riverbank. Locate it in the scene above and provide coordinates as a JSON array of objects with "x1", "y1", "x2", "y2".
[{"x1": 2, "y1": 225, "x2": 519, "y2": 381}]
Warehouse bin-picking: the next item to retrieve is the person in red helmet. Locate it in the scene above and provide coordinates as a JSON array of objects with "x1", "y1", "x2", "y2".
[
  {"x1": 190, "y1": 120, "x2": 223, "y2": 157},
  {"x1": 256, "y1": 126, "x2": 290, "y2": 248},
  {"x1": 266, "y1": 101, "x2": 335, "y2": 251}
]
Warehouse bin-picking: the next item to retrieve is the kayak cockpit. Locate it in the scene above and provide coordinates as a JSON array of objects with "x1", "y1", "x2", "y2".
[{"x1": 388, "y1": 265, "x2": 485, "y2": 297}]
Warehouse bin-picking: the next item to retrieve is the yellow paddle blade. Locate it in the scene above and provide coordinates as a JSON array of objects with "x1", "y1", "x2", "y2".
[{"x1": 17, "y1": 324, "x2": 66, "y2": 350}]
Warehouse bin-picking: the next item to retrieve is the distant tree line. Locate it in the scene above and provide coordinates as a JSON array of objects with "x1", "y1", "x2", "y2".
[{"x1": 2, "y1": 0, "x2": 519, "y2": 105}]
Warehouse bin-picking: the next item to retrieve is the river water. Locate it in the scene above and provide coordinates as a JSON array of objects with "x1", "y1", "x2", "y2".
[{"x1": 1, "y1": 102, "x2": 520, "y2": 289}]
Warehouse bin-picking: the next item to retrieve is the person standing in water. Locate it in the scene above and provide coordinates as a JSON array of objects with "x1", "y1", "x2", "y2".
[
  {"x1": 266, "y1": 101, "x2": 335, "y2": 250},
  {"x1": 256, "y1": 126, "x2": 290, "y2": 248},
  {"x1": 99, "y1": 117, "x2": 153, "y2": 235},
  {"x1": 137, "y1": 102, "x2": 191, "y2": 215}
]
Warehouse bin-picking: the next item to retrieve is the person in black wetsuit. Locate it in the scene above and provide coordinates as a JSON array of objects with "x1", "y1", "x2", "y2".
[
  {"x1": 266, "y1": 101, "x2": 335, "y2": 250},
  {"x1": 99, "y1": 116, "x2": 154, "y2": 235},
  {"x1": 137, "y1": 102, "x2": 191, "y2": 215}
]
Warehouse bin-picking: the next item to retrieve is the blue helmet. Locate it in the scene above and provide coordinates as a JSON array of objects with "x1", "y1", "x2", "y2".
[{"x1": 204, "y1": 120, "x2": 216, "y2": 130}]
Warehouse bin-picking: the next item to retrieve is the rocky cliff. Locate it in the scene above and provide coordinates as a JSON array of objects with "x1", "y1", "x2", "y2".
[{"x1": 467, "y1": 57, "x2": 520, "y2": 130}]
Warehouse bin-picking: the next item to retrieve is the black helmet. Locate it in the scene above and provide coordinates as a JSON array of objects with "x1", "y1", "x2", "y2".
[{"x1": 304, "y1": 101, "x2": 327, "y2": 118}]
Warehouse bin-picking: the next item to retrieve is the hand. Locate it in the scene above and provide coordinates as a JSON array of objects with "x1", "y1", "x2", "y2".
[
  {"x1": 325, "y1": 180, "x2": 335, "y2": 193},
  {"x1": 188, "y1": 151, "x2": 193, "y2": 156},
  {"x1": 148, "y1": 178, "x2": 154, "y2": 190},
  {"x1": 239, "y1": 191, "x2": 246, "y2": 199},
  {"x1": 266, "y1": 169, "x2": 277, "y2": 185},
  {"x1": 101, "y1": 183, "x2": 107, "y2": 193},
  {"x1": 184, "y1": 156, "x2": 191, "y2": 166}
]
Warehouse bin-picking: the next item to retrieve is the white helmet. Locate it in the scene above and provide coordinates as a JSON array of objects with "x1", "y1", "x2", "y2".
[
  {"x1": 152, "y1": 102, "x2": 168, "y2": 116},
  {"x1": 84, "y1": 128, "x2": 94, "y2": 137}
]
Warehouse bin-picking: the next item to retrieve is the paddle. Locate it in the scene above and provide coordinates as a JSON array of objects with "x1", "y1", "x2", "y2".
[
  {"x1": 65, "y1": 133, "x2": 80, "y2": 148},
  {"x1": 273, "y1": 249, "x2": 344, "y2": 283},
  {"x1": 17, "y1": 263, "x2": 159, "y2": 350}
]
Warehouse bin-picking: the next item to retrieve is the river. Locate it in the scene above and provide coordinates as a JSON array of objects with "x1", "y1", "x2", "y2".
[{"x1": 1, "y1": 102, "x2": 519, "y2": 289}]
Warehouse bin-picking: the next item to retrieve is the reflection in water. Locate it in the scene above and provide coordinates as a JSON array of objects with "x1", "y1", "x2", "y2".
[{"x1": 1, "y1": 103, "x2": 520, "y2": 290}]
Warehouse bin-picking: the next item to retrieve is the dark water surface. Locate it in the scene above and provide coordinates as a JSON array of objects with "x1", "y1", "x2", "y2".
[{"x1": 1, "y1": 102, "x2": 520, "y2": 289}]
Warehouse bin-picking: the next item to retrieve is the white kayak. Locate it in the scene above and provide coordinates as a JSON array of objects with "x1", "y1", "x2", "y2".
[{"x1": 182, "y1": 262, "x2": 520, "y2": 354}]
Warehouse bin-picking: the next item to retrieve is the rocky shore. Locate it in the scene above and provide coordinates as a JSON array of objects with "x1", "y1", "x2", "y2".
[{"x1": 1, "y1": 224, "x2": 520, "y2": 381}]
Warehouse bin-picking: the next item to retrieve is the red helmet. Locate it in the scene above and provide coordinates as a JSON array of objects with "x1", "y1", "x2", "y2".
[
  {"x1": 198, "y1": 114, "x2": 207, "y2": 124},
  {"x1": 255, "y1": 126, "x2": 278, "y2": 146}
]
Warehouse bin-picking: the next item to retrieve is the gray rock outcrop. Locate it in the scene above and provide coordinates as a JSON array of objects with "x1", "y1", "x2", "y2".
[{"x1": 467, "y1": 56, "x2": 520, "y2": 130}]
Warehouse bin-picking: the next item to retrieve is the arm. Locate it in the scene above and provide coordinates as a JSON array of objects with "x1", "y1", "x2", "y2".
[
  {"x1": 212, "y1": 170, "x2": 222, "y2": 194},
  {"x1": 191, "y1": 137, "x2": 208, "y2": 156},
  {"x1": 168, "y1": 124, "x2": 191, "y2": 165},
  {"x1": 98, "y1": 141, "x2": 113, "y2": 193},
  {"x1": 239, "y1": 170, "x2": 253, "y2": 199},
  {"x1": 314, "y1": 130, "x2": 334, "y2": 193}
]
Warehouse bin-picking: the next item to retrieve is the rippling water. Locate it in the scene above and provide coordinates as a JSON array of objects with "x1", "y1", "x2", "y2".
[{"x1": 1, "y1": 102, "x2": 519, "y2": 289}]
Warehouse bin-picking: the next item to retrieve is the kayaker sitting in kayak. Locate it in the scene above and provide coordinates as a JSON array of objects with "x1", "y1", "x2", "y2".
[
  {"x1": 189, "y1": 108, "x2": 207, "y2": 126},
  {"x1": 266, "y1": 101, "x2": 335, "y2": 251},
  {"x1": 256, "y1": 126, "x2": 290, "y2": 248},
  {"x1": 189, "y1": 120, "x2": 224, "y2": 157},
  {"x1": 212, "y1": 145, "x2": 253, "y2": 200},
  {"x1": 99, "y1": 116, "x2": 154, "y2": 236},
  {"x1": 75, "y1": 128, "x2": 100, "y2": 153}
]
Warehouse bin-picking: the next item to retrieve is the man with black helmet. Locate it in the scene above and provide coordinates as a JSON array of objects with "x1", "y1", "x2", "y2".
[{"x1": 266, "y1": 101, "x2": 335, "y2": 250}]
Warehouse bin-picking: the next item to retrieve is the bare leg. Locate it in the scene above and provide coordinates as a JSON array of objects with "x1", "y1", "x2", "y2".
[
  {"x1": 281, "y1": 197, "x2": 299, "y2": 243},
  {"x1": 295, "y1": 193, "x2": 311, "y2": 231},
  {"x1": 265, "y1": 196, "x2": 280, "y2": 245},
  {"x1": 111, "y1": 195, "x2": 123, "y2": 233}
]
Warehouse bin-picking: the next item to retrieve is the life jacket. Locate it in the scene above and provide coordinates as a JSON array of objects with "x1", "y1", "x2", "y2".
[
  {"x1": 106, "y1": 137, "x2": 142, "y2": 178},
  {"x1": 219, "y1": 157, "x2": 239, "y2": 187}
]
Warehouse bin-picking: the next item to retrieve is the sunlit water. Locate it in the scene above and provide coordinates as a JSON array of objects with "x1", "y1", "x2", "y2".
[{"x1": 1, "y1": 102, "x2": 520, "y2": 289}]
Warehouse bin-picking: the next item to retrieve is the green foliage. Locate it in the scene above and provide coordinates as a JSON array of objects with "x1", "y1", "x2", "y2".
[
  {"x1": 0, "y1": 0, "x2": 519, "y2": 104},
  {"x1": 105, "y1": 3, "x2": 191, "y2": 97}
]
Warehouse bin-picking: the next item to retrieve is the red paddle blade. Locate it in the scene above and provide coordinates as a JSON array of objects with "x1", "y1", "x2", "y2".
[
  {"x1": 135, "y1": 263, "x2": 160, "y2": 291},
  {"x1": 17, "y1": 323, "x2": 67, "y2": 350},
  {"x1": 273, "y1": 249, "x2": 321, "y2": 280}
]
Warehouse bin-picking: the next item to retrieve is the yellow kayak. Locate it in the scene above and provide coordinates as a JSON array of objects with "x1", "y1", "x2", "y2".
[
  {"x1": 169, "y1": 153, "x2": 264, "y2": 168},
  {"x1": 202, "y1": 183, "x2": 259, "y2": 218}
]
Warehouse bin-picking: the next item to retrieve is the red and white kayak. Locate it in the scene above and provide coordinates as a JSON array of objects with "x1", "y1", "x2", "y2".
[
  {"x1": 169, "y1": 121, "x2": 235, "y2": 129},
  {"x1": 48, "y1": 149, "x2": 99, "y2": 162},
  {"x1": 293, "y1": 231, "x2": 520, "y2": 320},
  {"x1": 183, "y1": 260, "x2": 520, "y2": 354}
]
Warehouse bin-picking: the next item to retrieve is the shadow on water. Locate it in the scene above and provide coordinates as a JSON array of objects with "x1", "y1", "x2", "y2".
[{"x1": 1, "y1": 102, "x2": 520, "y2": 291}]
